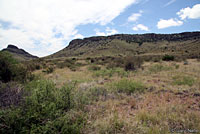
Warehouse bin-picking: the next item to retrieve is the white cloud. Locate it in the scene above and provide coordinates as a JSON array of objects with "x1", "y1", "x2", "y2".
[
  {"x1": 128, "y1": 10, "x2": 143, "y2": 22},
  {"x1": 95, "y1": 27, "x2": 118, "y2": 36},
  {"x1": 177, "y1": 4, "x2": 200, "y2": 20},
  {"x1": 73, "y1": 34, "x2": 84, "y2": 39},
  {"x1": 132, "y1": 24, "x2": 149, "y2": 31},
  {"x1": 157, "y1": 18, "x2": 183, "y2": 29},
  {"x1": 0, "y1": 0, "x2": 137, "y2": 57},
  {"x1": 164, "y1": 0, "x2": 176, "y2": 7}
]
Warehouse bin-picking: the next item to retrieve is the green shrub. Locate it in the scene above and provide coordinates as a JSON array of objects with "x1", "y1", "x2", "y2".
[
  {"x1": 172, "y1": 75, "x2": 195, "y2": 86},
  {"x1": 0, "y1": 51, "x2": 29, "y2": 83},
  {"x1": 111, "y1": 79, "x2": 145, "y2": 95},
  {"x1": 162, "y1": 55, "x2": 174, "y2": 61},
  {"x1": 0, "y1": 80, "x2": 85, "y2": 134}
]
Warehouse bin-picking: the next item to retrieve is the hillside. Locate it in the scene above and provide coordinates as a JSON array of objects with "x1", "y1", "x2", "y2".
[
  {"x1": 2, "y1": 45, "x2": 38, "y2": 61},
  {"x1": 50, "y1": 31, "x2": 200, "y2": 59},
  {"x1": 1, "y1": 32, "x2": 200, "y2": 134}
]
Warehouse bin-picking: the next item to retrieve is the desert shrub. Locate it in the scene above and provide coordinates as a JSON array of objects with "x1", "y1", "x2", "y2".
[
  {"x1": 90, "y1": 59, "x2": 94, "y2": 63},
  {"x1": 88, "y1": 65, "x2": 101, "y2": 71},
  {"x1": 46, "y1": 66, "x2": 54, "y2": 74},
  {"x1": 57, "y1": 59, "x2": 75, "y2": 68},
  {"x1": 124, "y1": 57, "x2": 143, "y2": 71},
  {"x1": 152, "y1": 57, "x2": 161, "y2": 62},
  {"x1": 56, "y1": 59, "x2": 82, "y2": 71},
  {"x1": 42, "y1": 66, "x2": 54, "y2": 74},
  {"x1": 26, "y1": 62, "x2": 41, "y2": 72},
  {"x1": 149, "y1": 64, "x2": 173, "y2": 73},
  {"x1": 0, "y1": 80, "x2": 86, "y2": 134},
  {"x1": 0, "y1": 51, "x2": 29, "y2": 83},
  {"x1": 111, "y1": 79, "x2": 145, "y2": 95},
  {"x1": 172, "y1": 75, "x2": 195, "y2": 86},
  {"x1": 175, "y1": 64, "x2": 180, "y2": 69},
  {"x1": 162, "y1": 55, "x2": 174, "y2": 61}
]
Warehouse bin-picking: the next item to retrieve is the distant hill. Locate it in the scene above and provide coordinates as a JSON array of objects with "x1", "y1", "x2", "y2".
[
  {"x1": 49, "y1": 31, "x2": 200, "y2": 59},
  {"x1": 2, "y1": 45, "x2": 38, "y2": 61}
]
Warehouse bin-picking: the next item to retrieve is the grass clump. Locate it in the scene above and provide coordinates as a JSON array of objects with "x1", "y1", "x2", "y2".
[
  {"x1": 93, "y1": 68, "x2": 129, "y2": 78},
  {"x1": 172, "y1": 75, "x2": 195, "y2": 86},
  {"x1": 149, "y1": 64, "x2": 172, "y2": 73},
  {"x1": 111, "y1": 79, "x2": 145, "y2": 95},
  {"x1": 94, "y1": 113, "x2": 127, "y2": 134},
  {"x1": 0, "y1": 80, "x2": 86, "y2": 134}
]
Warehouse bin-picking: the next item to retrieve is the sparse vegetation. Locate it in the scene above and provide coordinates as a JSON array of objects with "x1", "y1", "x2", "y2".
[
  {"x1": 111, "y1": 79, "x2": 145, "y2": 95},
  {"x1": 149, "y1": 63, "x2": 173, "y2": 73},
  {"x1": 1, "y1": 32, "x2": 200, "y2": 133},
  {"x1": 172, "y1": 75, "x2": 195, "y2": 86}
]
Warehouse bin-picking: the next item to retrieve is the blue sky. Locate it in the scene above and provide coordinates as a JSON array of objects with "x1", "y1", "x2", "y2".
[{"x1": 0, "y1": 0, "x2": 200, "y2": 57}]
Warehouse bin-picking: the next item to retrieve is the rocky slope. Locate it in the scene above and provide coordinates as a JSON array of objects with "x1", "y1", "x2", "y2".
[
  {"x1": 2, "y1": 45, "x2": 38, "y2": 61},
  {"x1": 49, "y1": 31, "x2": 200, "y2": 58}
]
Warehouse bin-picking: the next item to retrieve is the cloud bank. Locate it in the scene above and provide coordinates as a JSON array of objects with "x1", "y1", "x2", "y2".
[{"x1": 0, "y1": 0, "x2": 137, "y2": 56}]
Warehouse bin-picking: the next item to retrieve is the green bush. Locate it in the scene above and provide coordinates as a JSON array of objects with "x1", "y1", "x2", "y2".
[
  {"x1": 162, "y1": 55, "x2": 174, "y2": 61},
  {"x1": 0, "y1": 51, "x2": 29, "y2": 83},
  {"x1": 111, "y1": 79, "x2": 145, "y2": 95},
  {"x1": 0, "y1": 80, "x2": 85, "y2": 134},
  {"x1": 172, "y1": 75, "x2": 195, "y2": 86}
]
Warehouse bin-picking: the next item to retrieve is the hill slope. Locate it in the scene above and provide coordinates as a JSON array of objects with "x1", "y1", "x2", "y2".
[
  {"x1": 2, "y1": 45, "x2": 38, "y2": 61},
  {"x1": 50, "y1": 31, "x2": 200, "y2": 59}
]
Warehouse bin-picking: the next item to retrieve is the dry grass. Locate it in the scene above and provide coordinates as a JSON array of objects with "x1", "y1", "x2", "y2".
[{"x1": 32, "y1": 59, "x2": 200, "y2": 133}]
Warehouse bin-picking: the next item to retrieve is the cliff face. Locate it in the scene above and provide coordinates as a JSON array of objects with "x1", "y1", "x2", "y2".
[
  {"x1": 2, "y1": 45, "x2": 38, "y2": 60},
  {"x1": 49, "y1": 31, "x2": 200, "y2": 58},
  {"x1": 67, "y1": 32, "x2": 200, "y2": 49}
]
